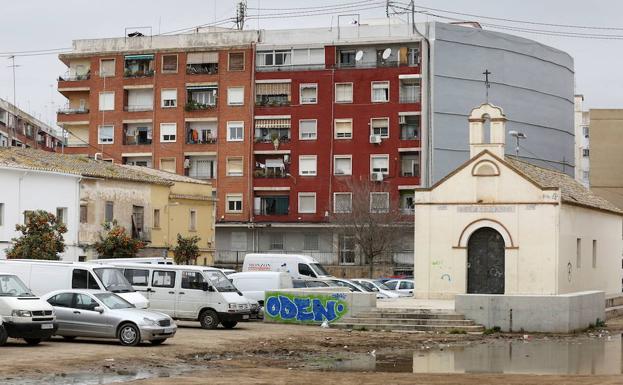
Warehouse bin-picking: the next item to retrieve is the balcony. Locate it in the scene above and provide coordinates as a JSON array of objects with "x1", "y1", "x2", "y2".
[
  {"x1": 184, "y1": 99, "x2": 217, "y2": 111},
  {"x1": 399, "y1": 79, "x2": 421, "y2": 104},
  {"x1": 57, "y1": 107, "x2": 89, "y2": 115},
  {"x1": 400, "y1": 152, "x2": 421, "y2": 178},
  {"x1": 186, "y1": 130, "x2": 217, "y2": 144},
  {"x1": 185, "y1": 156, "x2": 217, "y2": 180},
  {"x1": 255, "y1": 95, "x2": 290, "y2": 107},
  {"x1": 254, "y1": 196, "x2": 289, "y2": 216},
  {"x1": 185, "y1": 86, "x2": 218, "y2": 111},
  {"x1": 256, "y1": 63, "x2": 325, "y2": 72},
  {"x1": 254, "y1": 128, "x2": 291, "y2": 144},
  {"x1": 58, "y1": 72, "x2": 90, "y2": 81},
  {"x1": 255, "y1": 83, "x2": 291, "y2": 107},
  {"x1": 123, "y1": 105, "x2": 153, "y2": 112},
  {"x1": 123, "y1": 125, "x2": 152, "y2": 145},
  {"x1": 124, "y1": 54, "x2": 155, "y2": 78},
  {"x1": 399, "y1": 116, "x2": 420, "y2": 140},
  {"x1": 186, "y1": 63, "x2": 218, "y2": 75}
]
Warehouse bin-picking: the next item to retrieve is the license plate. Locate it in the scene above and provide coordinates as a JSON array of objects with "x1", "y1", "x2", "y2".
[
  {"x1": 41, "y1": 324, "x2": 54, "y2": 330},
  {"x1": 242, "y1": 315, "x2": 249, "y2": 320},
  {"x1": 164, "y1": 327, "x2": 174, "y2": 333}
]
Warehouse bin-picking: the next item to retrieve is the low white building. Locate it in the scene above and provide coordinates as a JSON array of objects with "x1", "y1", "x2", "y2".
[
  {"x1": 414, "y1": 103, "x2": 622, "y2": 299},
  {"x1": 0, "y1": 164, "x2": 82, "y2": 261}
]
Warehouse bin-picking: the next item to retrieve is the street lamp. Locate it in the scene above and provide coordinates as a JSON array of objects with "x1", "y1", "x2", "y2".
[{"x1": 508, "y1": 130, "x2": 527, "y2": 157}]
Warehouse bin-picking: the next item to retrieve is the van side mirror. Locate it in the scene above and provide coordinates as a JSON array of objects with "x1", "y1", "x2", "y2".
[
  {"x1": 202, "y1": 282, "x2": 214, "y2": 292},
  {"x1": 94, "y1": 306, "x2": 104, "y2": 314}
]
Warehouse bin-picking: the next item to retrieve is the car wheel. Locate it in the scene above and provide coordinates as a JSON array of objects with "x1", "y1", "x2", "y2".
[
  {"x1": 118, "y1": 323, "x2": 141, "y2": 346},
  {"x1": 221, "y1": 320, "x2": 237, "y2": 329},
  {"x1": 62, "y1": 336, "x2": 77, "y2": 341},
  {"x1": 0, "y1": 326, "x2": 7, "y2": 346},
  {"x1": 24, "y1": 338, "x2": 41, "y2": 346},
  {"x1": 199, "y1": 309, "x2": 219, "y2": 329},
  {"x1": 150, "y1": 339, "x2": 166, "y2": 345}
]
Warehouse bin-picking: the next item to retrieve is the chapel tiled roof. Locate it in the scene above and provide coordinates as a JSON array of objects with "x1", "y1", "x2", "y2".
[
  {"x1": 0, "y1": 147, "x2": 171, "y2": 185},
  {"x1": 506, "y1": 156, "x2": 623, "y2": 215}
]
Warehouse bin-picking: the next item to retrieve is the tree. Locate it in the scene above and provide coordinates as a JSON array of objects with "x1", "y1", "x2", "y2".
[
  {"x1": 93, "y1": 221, "x2": 144, "y2": 259},
  {"x1": 330, "y1": 179, "x2": 408, "y2": 277},
  {"x1": 173, "y1": 234, "x2": 201, "y2": 265},
  {"x1": 6, "y1": 210, "x2": 67, "y2": 260}
]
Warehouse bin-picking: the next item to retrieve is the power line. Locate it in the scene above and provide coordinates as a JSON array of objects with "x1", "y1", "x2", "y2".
[
  {"x1": 246, "y1": 4, "x2": 387, "y2": 19},
  {"x1": 247, "y1": 0, "x2": 381, "y2": 11}
]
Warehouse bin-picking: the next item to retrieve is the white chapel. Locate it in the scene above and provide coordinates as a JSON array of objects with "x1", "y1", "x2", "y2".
[{"x1": 414, "y1": 103, "x2": 622, "y2": 299}]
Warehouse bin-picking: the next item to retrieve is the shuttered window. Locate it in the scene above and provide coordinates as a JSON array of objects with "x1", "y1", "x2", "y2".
[
  {"x1": 335, "y1": 83, "x2": 353, "y2": 103},
  {"x1": 98, "y1": 125, "x2": 114, "y2": 144},
  {"x1": 299, "y1": 120, "x2": 317, "y2": 140},
  {"x1": 334, "y1": 119, "x2": 352, "y2": 139},
  {"x1": 256, "y1": 83, "x2": 291, "y2": 96},
  {"x1": 228, "y1": 87, "x2": 244, "y2": 105},
  {"x1": 228, "y1": 52, "x2": 244, "y2": 71},
  {"x1": 161, "y1": 89, "x2": 177, "y2": 107},
  {"x1": 162, "y1": 54, "x2": 178, "y2": 72},
  {"x1": 160, "y1": 158, "x2": 176, "y2": 173},
  {"x1": 227, "y1": 157, "x2": 243, "y2": 176},
  {"x1": 334, "y1": 156, "x2": 352, "y2": 175},
  {"x1": 187, "y1": 52, "x2": 218, "y2": 64},
  {"x1": 298, "y1": 193, "x2": 316, "y2": 214},
  {"x1": 160, "y1": 123, "x2": 177, "y2": 142},
  {"x1": 371, "y1": 118, "x2": 389, "y2": 138},
  {"x1": 299, "y1": 156, "x2": 317, "y2": 176},
  {"x1": 100, "y1": 59, "x2": 115, "y2": 77},
  {"x1": 99, "y1": 92, "x2": 114, "y2": 111},
  {"x1": 371, "y1": 155, "x2": 389, "y2": 174}
]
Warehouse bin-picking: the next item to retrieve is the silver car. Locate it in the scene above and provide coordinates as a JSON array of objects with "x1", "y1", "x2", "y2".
[{"x1": 42, "y1": 290, "x2": 177, "y2": 346}]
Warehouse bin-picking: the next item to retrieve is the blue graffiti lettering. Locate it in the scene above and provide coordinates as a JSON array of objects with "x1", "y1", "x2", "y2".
[
  {"x1": 278, "y1": 295, "x2": 298, "y2": 320},
  {"x1": 265, "y1": 294, "x2": 348, "y2": 323},
  {"x1": 265, "y1": 296, "x2": 281, "y2": 317},
  {"x1": 294, "y1": 298, "x2": 314, "y2": 321},
  {"x1": 313, "y1": 299, "x2": 338, "y2": 322}
]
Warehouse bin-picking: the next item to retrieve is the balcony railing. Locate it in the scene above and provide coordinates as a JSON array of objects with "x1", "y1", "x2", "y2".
[
  {"x1": 187, "y1": 136, "x2": 217, "y2": 145},
  {"x1": 185, "y1": 100, "x2": 217, "y2": 111},
  {"x1": 334, "y1": 60, "x2": 401, "y2": 69},
  {"x1": 124, "y1": 136, "x2": 152, "y2": 145},
  {"x1": 187, "y1": 171, "x2": 216, "y2": 180},
  {"x1": 399, "y1": 95, "x2": 420, "y2": 104},
  {"x1": 254, "y1": 135, "x2": 291, "y2": 144},
  {"x1": 124, "y1": 105, "x2": 153, "y2": 112},
  {"x1": 256, "y1": 63, "x2": 325, "y2": 72},
  {"x1": 124, "y1": 69, "x2": 154, "y2": 78},
  {"x1": 255, "y1": 97, "x2": 290, "y2": 107},
  {"x1": 400, "y1": 133, "x2": 419, "y2": 140},
  {"x1": 186, "y1": 64, "x2": 219, "y2": 75},
  {"x1": 57, "y1": 107, "x2": 89, "y2": 114},
  {"x1": 253, "y1": 168, "x2": 288, "y2": 178},
  {"x1": 58, "y1": 73, "x2": 90, "y2": 81}
]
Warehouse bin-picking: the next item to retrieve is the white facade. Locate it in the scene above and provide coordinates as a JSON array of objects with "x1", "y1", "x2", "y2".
[
  {"x1": 574, "y1": 95, "x2": 590, "y2": 187},
  {"x1": 414, "y1": 104, "x2": 622, "y2": 299},
  {"x1": 0, "y1": 167, "x2": 82, "y2": 261}
]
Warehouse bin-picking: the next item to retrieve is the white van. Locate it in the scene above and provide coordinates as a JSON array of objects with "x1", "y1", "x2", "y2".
[
  {"x1": 229, "y1": 272, "x2": 293, "y2": 305},
  {"x1": 0, "y1": 273, "x2": 58, "y2": 346},
  {"x1": 0, "y1": 260, "x2": 148, "y2": 309},
  {"x1": 242, "y1": 253, "x2": 332, "y2": 280},
  {"x1": 105, "y1": 262, "x2": 253, "y2": 329},
  {"x1": 95, "y1": 257, "x2": 175, "y2": 265}
]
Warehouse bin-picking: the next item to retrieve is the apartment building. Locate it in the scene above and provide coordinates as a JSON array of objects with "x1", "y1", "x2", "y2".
[
  {"x1": 0, "y1": 98, "x2": 64, "y2": 151},
  {"x1": 574, "y1": 95, "x2": 590, "y2": 187},
  {"x1": 57, "y1": 21, "x2": 575, "y2": 276}
]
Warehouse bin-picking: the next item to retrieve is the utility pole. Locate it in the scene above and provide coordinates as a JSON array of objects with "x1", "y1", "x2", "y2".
[
  {"x1": 7, "y1": 55, "x2": 20, "y2": 147},
  {"x1": 236, "y1": 1, "x2": 247, "y2": 30}
]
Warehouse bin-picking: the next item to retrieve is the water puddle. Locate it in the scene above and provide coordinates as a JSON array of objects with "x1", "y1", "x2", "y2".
[
  {"x1": 316, "y1": 334, "x2": 623, "y2": 375},
  {"x1": 1, "y1": 368, "x2": 180, "y2": 385}
]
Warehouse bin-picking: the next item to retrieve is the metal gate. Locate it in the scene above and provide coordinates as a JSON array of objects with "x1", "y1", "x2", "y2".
[{"x1": 467, "y1": 227, "x2": 505, "y2": 294}]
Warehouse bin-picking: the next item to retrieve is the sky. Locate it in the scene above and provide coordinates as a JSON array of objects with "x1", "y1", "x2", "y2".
[{"x1": 0, "y1": 0, "x2": 620, "y2": 127}]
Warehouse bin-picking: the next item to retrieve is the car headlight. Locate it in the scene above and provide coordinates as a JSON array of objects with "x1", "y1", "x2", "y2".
[
  {"x1": 11, "y1": 310, "x2": 32, "y2": 317},
  {"x1": 142, "y1": 317, "x2": 158, "y2": 326}
]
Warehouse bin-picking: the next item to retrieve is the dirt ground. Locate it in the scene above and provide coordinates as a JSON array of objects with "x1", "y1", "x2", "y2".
[{"x1": 1, "y1": 319, "x2": 623, "y2": 385}]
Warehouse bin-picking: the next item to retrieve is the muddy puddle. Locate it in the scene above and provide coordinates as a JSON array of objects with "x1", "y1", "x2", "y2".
[
  {"x1": 312, "y1": 334, "x2": 623, "y2": 375},
  {"x1": 1, "y1": 367, "x2": 185, "y2": 385}
]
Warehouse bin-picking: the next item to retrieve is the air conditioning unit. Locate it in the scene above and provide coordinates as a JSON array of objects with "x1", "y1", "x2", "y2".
[
  {"x1": 399, "y1": 115, "x2": 407, "y2": 124},
  {"x1": 94, "y1": 152, "x2": 103, "y2": 161},
  {"x1": 369, "y1": 134, "x2": 382, "y2": 144},
  {"x1": 370, "y1": 172, "x2": 384, "y2": 182}
]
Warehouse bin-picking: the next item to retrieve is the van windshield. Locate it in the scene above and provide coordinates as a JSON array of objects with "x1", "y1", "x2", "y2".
[
  {"x1": 204, "y1": 270, "x2": 238, "y2": 292},
  {"x1": 94, "y1": 268, "x2": 135, "y2": 293},
  {"x1": 94, "y1": 293, "x2": 134, "y2": 309},
  {"x1": 0, "y1": 275, "x2": 34, "y2": 297},
  {"x1": 310, "y1": 263, "x2": 329, "y2": 277}
]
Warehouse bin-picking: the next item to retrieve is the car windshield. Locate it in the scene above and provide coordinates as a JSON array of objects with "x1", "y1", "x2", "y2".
[
  {"x1": 372, "y1": 280, "x2": 391, "y2": 290},
  {"x1": 0, "y1": 275, "x2": 34, "y2": 297},
  {"x1": 94, "y1": 268, "x2": 135, "y2": 293},
  {"x1": 94, "y1": 293, "x2": 134, "y2": 309},
  {"x1": 204, "y1": 270, "x2": 238, "y2": 292},
  {"x1": 310, "y1": 263, "x2": 329, "y2": 276},
  {"x1": 356, "y1": 281, "x2": 378, "y2": 292}
]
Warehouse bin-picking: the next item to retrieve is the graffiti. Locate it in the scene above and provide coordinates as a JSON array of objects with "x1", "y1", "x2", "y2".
[
  {"x1": 264, "y1": 292, "x2": 348, "y2": 324},
  {"x1": 441, "y1": 273, "x2": 451, "y2": 282},
  {"x1": 432, "y1": 260, "x2": 443, "y2": 267},
  {"x1": 567, "y1": 262, "x2": 572, "y2": 282}
]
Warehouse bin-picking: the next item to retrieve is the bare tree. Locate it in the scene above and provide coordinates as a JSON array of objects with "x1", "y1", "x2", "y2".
[{"x1": 330, "y1": 178, "x2": 408, "y2": 277}]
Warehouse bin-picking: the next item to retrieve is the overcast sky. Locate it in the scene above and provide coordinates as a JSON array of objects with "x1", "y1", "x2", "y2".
[{"x1": 0, "y1": 0, "x2": 619, "y2": 127}]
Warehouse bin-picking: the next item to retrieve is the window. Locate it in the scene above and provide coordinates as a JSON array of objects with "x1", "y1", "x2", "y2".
[
  {"x1": 400, "y1": 192, "x2": 415, "y2": 214},
  {"x1": 79, "y1": 205, "x2": 87, "y2": 224},
  {"x1": 400, "y1": 114, "x2": 420, "y2": 139},
  {"x1": 160, "y1": 123, "x2": 177, "y2": 142},
  {"x1": 152, "y1": 270, "x2": 176, "y2": 288},
  {"x1": 576, "y1": 238, "x2": 581, "y2": 268},
  {"x1": 153, "y1": 209, "x2": 160, "y2": 228},
  {"x1": 371, "y1": 81, "x2": 390, "y2": 102},
  {"x1": 98, "y1": 125, "x2": 114, "y2": 144},
  {"x1": 181, "y1": 271, "x2": 206, "y2": 290},
  {"x1": 226, "y1": 157, "x2": 243, "y2": 176},
  {"x1": 72, "y1": 269, "x2": 100, "y2": 290},
  {"x1": 334, "y1": 119, "x2": 352, "y2": 139},
  {"x1": 256, "y1": 196, "x2": 289, "y2": 215},
  {"x1": 161, "y1": 89, "x2": 177, "y2": 108},
  {"x1": 227, "y1": 121, "x2": 244, "y2": 141},
  {"x1": 228, "y1": 52, "x2": 245, "y2": 71},
  {"x1": 593, "y1": 240, "x2": 597, "y2": 268},
  {"x1": 334, "y1": 156, "x2": 352, "y2": 175},
  {"x1": 74, "y1": 294, "x2": 99, "y2": 311},
  {"x1": 338, "y1": 50, "x2": 356, "y2": 67},
  {"x1": 298, "y1": 193, "x2": 316, "y2": 214},
  {"x1": 100, "y1": 59, "x2": 115, "y2": 77},
  {"x1": 226, "y1": 194, "x2": 243, "y2": 213},
  {"x1": 370, "y1": 192, "x2": 390, "y2": 213},
  {"x1": 371, "y1": 154, "x2": 389, "y2": 174},
  {"x1": 270, "y1": 233, "x2": 284, "y2": 250},
  {"x1": 48, "y1": 293, "x2": 73, "y2": 308},
  {"x1": 123, "y1": 269, "x2": 149, "y2": 286},
  {"x1": 583, "y1": 126, "x2": 589, "y2": 138},
  {"x1": 105, "y1": 201, "x2": 114, "y2": 222},
  {"x1": 0, "y1": 203, "x2": 4, "y2": 226},
  {"x1": 300, "y1": 84, "x2": 317, "y2": 104},
  {"x1": 190, "y1": 209, "x2": 197, "y2": 231},
  {"x1": 335, "y1": 83, "x2": 353, "y2": 103},
  {"x1": 186, "y1": 52, "x2": 219, "y2": 74},
  {"x1": 299, "y1": 155, "x2": 317, "y2": 176},
  {"x1": 399, "y1": 281, "x2": 414, "y2": 290},
  {"x1": 334, "y1": 192, "x2": 352, "y2": 213},
  {"x1": 371, "y1": 118, "x2": 389, "y2": 138},
  {"x1": 299, "y1": 120, "x2": 317, "y2": 140},
  {"x1": 132, "y1": 205, "x2": 144, "y2": 237},
  {"x1": 339, "y1": 235, "x2": 356, "y2": 264},
  {"x1": 583, "y1": 148, "x2": 590, "y2": 157},
  {"x1": 160, "y1": 158, "x2": 176, "y2": 173},
  {"x1": 162, "y1": 54, "x2": 178, "y2": 73},
  {"x1": 98, "y1": 92, "x2": 114, "y2": 111},
  {"x1": 298, "y1": 263, "x2": 315, "y2": 278},
  {"x1": 303, "y1": 233, "x2": 319, "y2": 251},
  {"x1": 257, "y1": 50, "x2": 292, "y2": 66},
  {"x1": 401, "y1": 153, "x2": 420, "y2": 177},
  {"x1": 408, "y1": 47, "x2": 420, "y2": 66},
  {"x1": 399, "y1": 78, "x2": 420, "y2": 103},
  {"x1": 56, "y1": 207, "x2": 67, "y2": 225},
  {"x1": 187, "y1": 86, "x2": 217, "y2": 108},
  {"x1": 228, "y1": 87, "x2": 244, "y2": 105},
  {"x1": 188, "y1": 156, "x2": 216, "y2": 179},
  {"x1": 255, "y1": 82, "x2": 291, "y2": 106}
]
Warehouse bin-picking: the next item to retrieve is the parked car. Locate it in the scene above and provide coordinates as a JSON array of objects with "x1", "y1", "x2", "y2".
[
  {"x1": 292, "y1": 279, "x2": 334, "y2": 288},
  {"x1": 0, "y1": 260, "x2": 148, "y2": 308},
  {"x1": 42, "y1": 290, "x2": 176, "y2": 346},
  {"x1": 321, "y1": 278, "x2": 388, "y2": 299},
  {"x1": 102, "y1": 262, "x2": 253, "y2": 329},
  {"x1": 242, "y1": 254, "x2": 332, "y2": 280},
  {"x1": 384, "y1": 279, "x2": 415, "y2": 296},
  {"x1": 0, "y1": 273, "x2": 58, "y2": 346},
  {"x1": 352, "y1": 279, "x2": 400, "y2": 299}
]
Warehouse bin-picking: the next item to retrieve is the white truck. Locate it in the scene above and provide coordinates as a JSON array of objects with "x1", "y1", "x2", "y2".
[
  {"x1": 228, "y1": 271, "x2": 293, "y2": 305},
  {"x1": 0, "y1": 260, "x2": 149, "y2": 308},
  {"x1": 0, "y1": 273, "x2": 58, "y2": 346},
  {"x1": 242, "y1": 253, "x2": 332, "y2": 280}
]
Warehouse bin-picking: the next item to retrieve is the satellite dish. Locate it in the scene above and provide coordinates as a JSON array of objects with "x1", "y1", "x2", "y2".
[
  {"x1": 355, "y1": 50, "x2": 364, "y2": 62},
  {"x1": 382, "y1": 48, "x2": 392, "y2": 60}
]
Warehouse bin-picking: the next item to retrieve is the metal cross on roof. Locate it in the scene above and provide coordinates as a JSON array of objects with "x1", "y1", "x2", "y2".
[{"x1": 483, "y1": 69, "x2": 492, "y2": 103}]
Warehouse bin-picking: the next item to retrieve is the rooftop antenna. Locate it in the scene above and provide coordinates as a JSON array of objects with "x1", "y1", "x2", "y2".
[{"x1": 483, "y1": 69, "x2": 492, "y2": 103}]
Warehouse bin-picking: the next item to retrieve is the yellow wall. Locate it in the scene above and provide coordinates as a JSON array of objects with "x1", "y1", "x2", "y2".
[{"x1": 589, "y1": 109, "x2": 623, "y2": 209}]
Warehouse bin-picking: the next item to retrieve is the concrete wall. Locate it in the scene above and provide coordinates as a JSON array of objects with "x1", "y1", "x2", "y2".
[
  {"x1": 263, "y1": 288, "x2": 376, "y2": 324},
  {"x1": 588, "y1": 109, "x2": 623, "y2": 209},
  {"x1": 455, "y1": 291, "x2": 605, "y2": 333}
]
